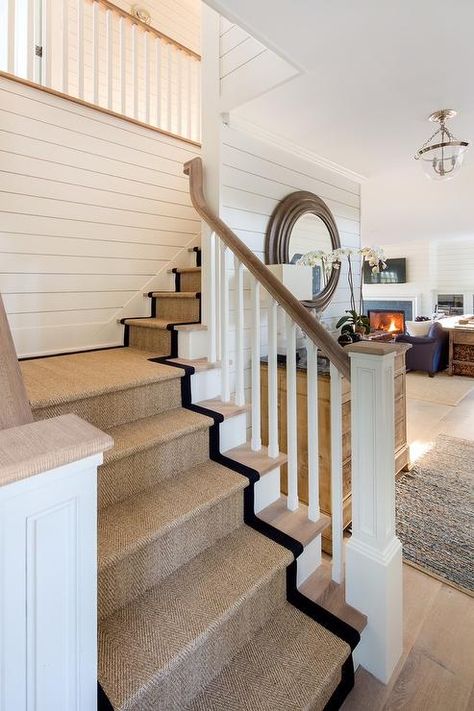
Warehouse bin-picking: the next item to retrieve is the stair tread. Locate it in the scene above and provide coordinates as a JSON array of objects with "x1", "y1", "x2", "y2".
[
  {"x1": 186, "y1": 602, "x2": 350, "y2": 711},
  {"x1": 174, "y1": 322, "x2": 207, "y2": 331},
  {"x1": 22, "y1": 347, "x2": 181, "y2": 409},
  {"x1": 99, "y1": 526, "x2": 292, "y2": 709},
  {"x1": 172, "y1": 266, "x2": 201, "y2": 274},
  {"x1": 149, "y1": 291, "x2": 200, "y2": 299},
  {"x1": 99, "y1": 460, "x2": 246, "y2": 570},
  {"x1": 197, "y1": 398, "x2": 250, "y2": 418},
  {"x1": 299, "y1": 561, "x2": 368, "y2": 634},
  {"x1": 226, "y1": 443, "x2": 288, "y2": 475},
  {"x1": 258, "y1": 496, "x2": 330, "y2": 547},
  {"x1": 124, "y1": 317, "x2": 198, "y2": 330},
  {"x1": 167, "y1": 356, "x2": 220, "y2": 371},
  {"x1": 104, "y1": 408, "x2": 213, "y2": 464}
]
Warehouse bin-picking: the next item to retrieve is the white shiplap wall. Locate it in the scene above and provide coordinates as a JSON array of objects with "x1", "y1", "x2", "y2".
[
  {"x1": 0, "y1": 76, "x2": 200, "y2": 356},
  {"x1": 220, "y1": 126, "x2": 361, "y2": 404}
]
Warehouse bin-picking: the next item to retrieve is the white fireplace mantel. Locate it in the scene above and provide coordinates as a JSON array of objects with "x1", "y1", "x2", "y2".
[{"x1": 364, "y1": 294, "x2": 421, "y2": 319}]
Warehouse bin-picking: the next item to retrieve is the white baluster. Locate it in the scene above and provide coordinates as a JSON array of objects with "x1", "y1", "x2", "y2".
[
  {"x1": 251, "y1": 279, "x2": 261, "y2": 451},
  {"x1": 207, "y1": 231, "x2": 217, "y2": 364},
  {"x1": 234, "y1": 257, "x2": 245, "y2": 407},
  {"x1": 106, "y1": 9, "x2": 113, "y2": 109},
  {"x1": 92, "y1": 1, "x2": 99, "y2": 105},
  {"x1": 41, "y1": 0, "x2": 51, "y2": 87},
  {"x1": 177, "y1": 51, "x2": 183, "y2": 136},
  {"x1": 286, "y1": 317, "x2": 298, "y2": 510},
  {"x1": 219, "y1": 241, "x2": 230, "y2": 402},
  {"x1": 7, "y1": 0, "x2": 15, "y2": 74},
  {"x1": 144, "y1": 31, "x2": 150, "y2": 124},
  {"x1": 167, "y1": 43, "x2": 173, "y2": 132},
  {"x1": 185, "y1": 57, "x2": 192, "y2": 139},
  {"x1": 329, "y1": 362, "x2": 344, "y2": 583},
  {"x1": 155, "y1": 38, "x2": 161, "y2": 127},
  {"x1": 24, "y1": 0, "x2": 35, "y2": 80},
  {"x1": 307, "y1": 339, "x2": 320, "y2": 521},
  {"x1": 195, "y1": 60, "x2": 201, "y2": 140},
  {"x1": 77, "y1": 0, "x2": 84, "y2": 97},
  {"x1": 62, "y1": 0, "x2": 69, "y2": 92},
  {"x1": 132, "y1": 24, "x2": 138, "y2": 119},
  {"x1": 119, "y1": 16, "x2": 126, "y2": 114},
  {"x1": 268, "y1": 299, "x2": 279, "y2": 458},
  {"x1": 191, "y1": 59, "x2": 199, "y2": 141},
  {"x1": 215, "y1": 232, "x2": 222, "y2": 360}
]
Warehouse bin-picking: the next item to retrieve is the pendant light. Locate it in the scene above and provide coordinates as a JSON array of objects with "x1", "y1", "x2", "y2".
[{"x1": 415, "y1": 109, "x2": 469, "y2": 181}]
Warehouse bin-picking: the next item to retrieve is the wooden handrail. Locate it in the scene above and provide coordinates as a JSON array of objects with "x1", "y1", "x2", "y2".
[
  {"x1": 94, "y1": 0, "x2": 201, "y2": 60},
  {"x1": 183, "y1": 158, "x2": 351, "y2": 381}
]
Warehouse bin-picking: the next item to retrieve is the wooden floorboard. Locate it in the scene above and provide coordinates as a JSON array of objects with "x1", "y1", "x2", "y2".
[{"x1": 342, "y1": 565, "x2": 474, "y2": 710}]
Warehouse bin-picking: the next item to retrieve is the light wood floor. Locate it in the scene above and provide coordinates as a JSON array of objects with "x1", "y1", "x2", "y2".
[{"x1": 343, "y1": 372, "x2": 474, "y2": 711}]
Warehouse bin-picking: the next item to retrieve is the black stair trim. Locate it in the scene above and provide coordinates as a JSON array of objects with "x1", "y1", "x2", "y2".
[{"x1": 149, "y1": 355, "x2": 360, "y2": 710}]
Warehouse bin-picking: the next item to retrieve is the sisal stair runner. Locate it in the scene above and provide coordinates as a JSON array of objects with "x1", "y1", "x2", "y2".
[{"x1": 20, "y1": 250, "x2": 353, "y2": 711}]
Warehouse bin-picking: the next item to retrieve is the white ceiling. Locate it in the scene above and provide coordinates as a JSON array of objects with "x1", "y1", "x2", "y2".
[
  {"x1": 207, "y1": 0, "x2": 474, "y2": 179},
  {"x1": 207, "y1": 0, "x2": 474, "y2": 244}
]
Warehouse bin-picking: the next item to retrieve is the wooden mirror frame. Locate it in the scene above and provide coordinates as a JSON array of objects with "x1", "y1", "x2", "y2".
[{"x1": 265, "y1": 191, "x2": 341, "y2": 311}]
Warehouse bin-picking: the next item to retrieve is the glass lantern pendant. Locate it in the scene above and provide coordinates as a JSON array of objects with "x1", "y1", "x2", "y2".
[{"x1": 415, "y1": 109, "x2": 470, "y2": 181}]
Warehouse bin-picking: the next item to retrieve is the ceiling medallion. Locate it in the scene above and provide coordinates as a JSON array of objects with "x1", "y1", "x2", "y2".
[{"x1": 414, "y1": 109, "x2": 470, "y2": 181}]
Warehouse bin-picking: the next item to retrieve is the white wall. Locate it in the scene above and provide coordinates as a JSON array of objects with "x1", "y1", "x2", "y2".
[
  {"x1": 363, "y1": 237, "x2": 474, "y2": 316},
  {"x1": 219, "y1": 125, "x2": 361, "y2": 403},
  {"x1": 0, "y1": 75, "x2": 200, "y2": 357}
]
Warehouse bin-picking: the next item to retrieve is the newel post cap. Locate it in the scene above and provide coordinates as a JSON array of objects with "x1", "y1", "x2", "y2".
[{"x1": 346, "y1": 341, "x2": 408, "y2": 358}]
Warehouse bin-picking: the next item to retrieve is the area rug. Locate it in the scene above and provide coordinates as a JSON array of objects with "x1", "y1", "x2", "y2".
[
  {"x1": 396, "y1": 434, "x2": 474, "y2": 594},
  {"x1": 406, "y1": 371, "x2": 474, "y2": 407}
]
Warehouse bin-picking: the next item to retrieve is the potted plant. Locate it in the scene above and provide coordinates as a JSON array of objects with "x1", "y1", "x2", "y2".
[{"x1": 336, "y1": 310, "x2": 370, "y2": 340}]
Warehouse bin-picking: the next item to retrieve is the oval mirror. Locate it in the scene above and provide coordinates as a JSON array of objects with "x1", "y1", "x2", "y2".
[
  {"x1": 265, "y1": 191, "x2": 341, "y2": 311},
  {"x1": 288, "y1": 213, "x2": 334, "y2": 298}
]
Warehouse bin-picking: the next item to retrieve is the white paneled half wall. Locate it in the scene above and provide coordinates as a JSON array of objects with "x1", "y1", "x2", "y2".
[{"x1": 0, "y1": 75, "x2": 200, "y2": 357}]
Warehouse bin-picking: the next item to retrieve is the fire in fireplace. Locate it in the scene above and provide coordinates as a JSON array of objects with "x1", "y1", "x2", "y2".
[{"x1": 367, "y1": 310, "x2": 406, "y2": 335}]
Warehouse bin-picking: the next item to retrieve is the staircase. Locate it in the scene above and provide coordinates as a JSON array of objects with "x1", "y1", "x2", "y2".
[{"x1": 20, "y1": 247, "x2": 360, "y2": 711}]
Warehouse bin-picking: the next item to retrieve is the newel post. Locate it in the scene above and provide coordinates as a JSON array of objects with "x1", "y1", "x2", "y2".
[{"x1": 345, "y1": 342, "x2": 403, "y2": 684}]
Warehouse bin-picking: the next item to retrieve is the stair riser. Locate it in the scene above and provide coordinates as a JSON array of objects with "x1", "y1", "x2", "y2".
[
  {"x1": 99, "y1": 490, "x2": 244, "y2": 618},
  {"x1": 116, "y1": 569, "x2": 288, "y2": 711},
  {"x1": 33, "y1": 379, "x2": 181, "y2": 430},
  {"x1": 156, "y1": 297, "x2": 200, "y2": 322},
  {"x1": 128, "y1": 325, "x2": 171, "y2": 354},
  {"x1": 98, "y1": 427, "x2": 210, "y2": 510},
  {"x1": 179, "y1": 272, "x2": 201, "y2": 292}
]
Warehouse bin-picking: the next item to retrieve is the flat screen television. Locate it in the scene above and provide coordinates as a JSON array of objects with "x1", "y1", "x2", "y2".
[{"x1": 363, "y1": 257, "x2": 406, "y2": 284}]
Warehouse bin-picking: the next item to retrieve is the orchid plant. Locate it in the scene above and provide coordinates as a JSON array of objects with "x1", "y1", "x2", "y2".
[{"x1": 297, "y1": 245, "x2": 387, "y2": 323}]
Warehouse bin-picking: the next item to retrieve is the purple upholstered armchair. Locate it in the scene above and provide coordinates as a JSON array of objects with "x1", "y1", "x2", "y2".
[{"x1": 395, "y1": 322, "x2": 449, "y2": 377}]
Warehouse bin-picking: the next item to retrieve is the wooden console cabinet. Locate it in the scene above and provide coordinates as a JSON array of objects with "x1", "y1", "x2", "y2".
[
  {"x1": 447, "y1": 326, "x2": 474, "y2": 377},
  {"x1": 260, "y1": 346, "x2": 409, "y2": 553}
]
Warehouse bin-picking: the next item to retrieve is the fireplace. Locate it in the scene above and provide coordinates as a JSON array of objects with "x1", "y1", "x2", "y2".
[{"x1": 368, "y1": 309, "x2": 406, "y2": 335}]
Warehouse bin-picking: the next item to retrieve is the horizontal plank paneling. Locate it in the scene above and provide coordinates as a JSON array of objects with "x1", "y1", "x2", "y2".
[
  {"x1": 221, "y1": 127, "x2": 361, "y2": 338},
  {"x1": 364, "y1": 239, "x2": 474, "y2": 316},
  {"x1": 0, "y1": 76, "x2": 200, "y2": 355}
]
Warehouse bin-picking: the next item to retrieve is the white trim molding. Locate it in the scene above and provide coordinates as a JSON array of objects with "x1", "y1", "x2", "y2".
[
  {"x1": 225, "y1": 114, "x2": 368, "y2": 184},
  {"x1": 364, "y1": 294, "x2": 421, "y2": 320}
]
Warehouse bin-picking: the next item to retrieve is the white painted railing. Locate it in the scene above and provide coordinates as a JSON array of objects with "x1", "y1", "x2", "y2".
[
  {"x1": 186, "y1": 157, "x2": 404, "y2": 681},
  {"x1": 207, "y1": 221, "x2": 346, "y2": 568},
  {"x1": 0, "y1": 0, "x2": 201, "y2": 142}
]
